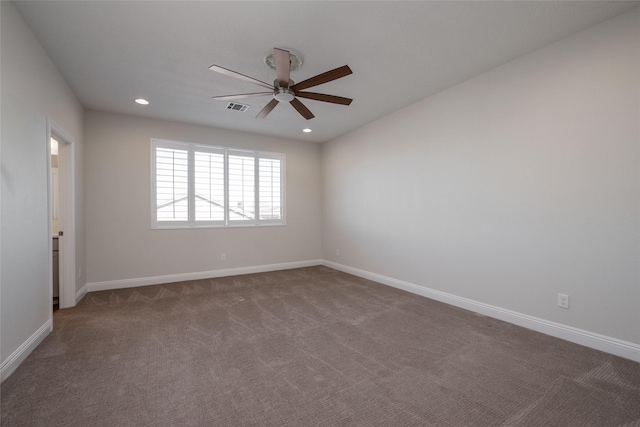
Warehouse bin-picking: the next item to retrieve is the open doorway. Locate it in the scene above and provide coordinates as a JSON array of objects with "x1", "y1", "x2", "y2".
[
  {"x1": 47, "y1": 119, "x2": 76, "y2": 313},
  {"x1": 51, "y1": 137, "x2": 60, "y2": 311}
]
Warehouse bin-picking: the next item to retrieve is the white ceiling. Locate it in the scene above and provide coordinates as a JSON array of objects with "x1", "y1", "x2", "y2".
[{"x1": 13, "y1": 1, "x2": 639, "y2": 143}]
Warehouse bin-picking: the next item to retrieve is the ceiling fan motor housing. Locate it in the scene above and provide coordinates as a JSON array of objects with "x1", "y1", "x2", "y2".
[{"x1": 274, "y1": 87, "x2": 295, "y2": 102}]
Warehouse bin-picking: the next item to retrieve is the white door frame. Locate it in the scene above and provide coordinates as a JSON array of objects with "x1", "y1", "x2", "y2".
[{"x1": 47, "y1": 118, "x2": 76, "y2": 310}]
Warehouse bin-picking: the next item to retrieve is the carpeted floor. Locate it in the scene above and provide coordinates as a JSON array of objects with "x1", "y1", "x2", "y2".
[{"x1": 2, "y1": 266, "x2": 639, "y2": 426}]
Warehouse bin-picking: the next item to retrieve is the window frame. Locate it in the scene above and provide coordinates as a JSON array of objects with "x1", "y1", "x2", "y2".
[{"x1": 151, "y1": 139, "x2": 286, "y2": 229}]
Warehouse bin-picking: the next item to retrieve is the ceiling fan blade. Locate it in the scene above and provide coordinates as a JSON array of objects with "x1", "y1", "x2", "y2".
[
  {"x1": 213, "y1": 92, "x2": 273, "y2": 101},
  {"x1": 256, "y1": 99, "x2": 279, "y2": 119},
  {"x1": 291, "y1": 65, "x2": 352, "y2": 91},
  {"x1": 295, "y1": 92, "x2": 352, "y2": 106},
  {"x1": 274, "y1": 48, "x2": 290, "y2": 89},
  {"x1": 209, "y1": 64, "x2": 274, "y2": 90},
  {"x1": 290, "y1": 98, "x2": 314, "y2": 120}
]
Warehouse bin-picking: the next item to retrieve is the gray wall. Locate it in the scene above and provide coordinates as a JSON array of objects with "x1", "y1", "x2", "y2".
[
  {"x1": 1, "y1": 1, "x2": 85, "y2": 363},
  {"x1": 322, "y1": 10, "x2": 640, "y2": 344},
  {"x1": 84, "y1": 111, "x2": 322, "y2": 284}
]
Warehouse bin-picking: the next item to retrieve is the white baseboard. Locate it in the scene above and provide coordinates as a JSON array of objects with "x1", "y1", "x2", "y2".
[
  {"x1": 76, "y1": 284, "x2": 88, "y2": 303},
  {"x1": 1, "y1": 320, "x2": 52, "y2": 383},
  {"x1": 86, "y1": 259, "x2": 323, "y2": 292},
  {"x1": 323, "y1": 260, "x2": 640, "y2": 363}
]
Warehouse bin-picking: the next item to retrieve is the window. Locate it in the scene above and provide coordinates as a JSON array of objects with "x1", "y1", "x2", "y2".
[{"x1": 152, "y1": 139, "x2": 285, "y2": 228}]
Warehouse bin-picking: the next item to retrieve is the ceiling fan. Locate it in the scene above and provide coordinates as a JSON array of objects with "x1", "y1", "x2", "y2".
[{"x1": 209, "y1": 48, "x2": 353, "y2": 120}]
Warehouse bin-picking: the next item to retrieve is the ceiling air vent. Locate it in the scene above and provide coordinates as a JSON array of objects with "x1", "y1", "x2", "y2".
[{"x1": 226, "y1": 102, "x2": 250, "y2": 112}]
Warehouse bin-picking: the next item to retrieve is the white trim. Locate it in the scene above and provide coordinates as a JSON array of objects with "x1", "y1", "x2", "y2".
[
  {"x1": 48, "y1": 119, "x2": 76, "y2": 309},
  {"x1": 76, "y1": 284, "x2": 88, "y2": 303},
  {"x1": 46, "y1": 123, "x2": 54, "y2": 325},
  {"x1": 86, "y1": 259, "x2": 323, "y2": 292},
  {"x1": 322, "y1": 260, "x2": 640, "y2": 363},
  {"x1": 0, "y1": 321, "x2": 52, "y2": 383}
]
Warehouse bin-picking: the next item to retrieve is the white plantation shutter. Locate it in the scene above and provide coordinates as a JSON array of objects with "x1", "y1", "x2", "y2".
[
  {"x1": 152, "y1": 139, "x2": 285, "y2": 228},
  {"x1": 155, "y1": 144, "x2": 189, "y2": 223},
  {"x1": 194, "y1": 148, "x2": 225, "y2": 223},
  {"x1": 259, "y1": 156, "x2": 283, "y2": 221},
  {"x1": 228, "y1": 152, "x2": 255, "y2": 222}
]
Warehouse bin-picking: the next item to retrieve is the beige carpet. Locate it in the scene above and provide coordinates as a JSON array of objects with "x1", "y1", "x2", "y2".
[{"x1": 2, "y1": 266, "x2": 639, "y2": 426}]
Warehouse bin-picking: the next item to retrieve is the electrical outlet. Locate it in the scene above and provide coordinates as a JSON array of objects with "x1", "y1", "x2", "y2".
[
  {"x1": 77, "y1": 267, "x2": 82, "y2": 279},
  {"x1": 336, "y1": 249, "x2": 340, "y2": 257},
  {"x1": 558, "y1": 294, "x2": 569, "y2": 309},
  {"x1": 221, "y1": 253, "x2": 227, "y2": 261}
]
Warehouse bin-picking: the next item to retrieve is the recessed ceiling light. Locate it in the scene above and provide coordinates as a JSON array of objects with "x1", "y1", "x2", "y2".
[
  {"x1": 303, "y1": 128, "x2": 312, "y2": 133},
  {"x1": 135, "y1": 98, "x2": 149, "y2": 105}
]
